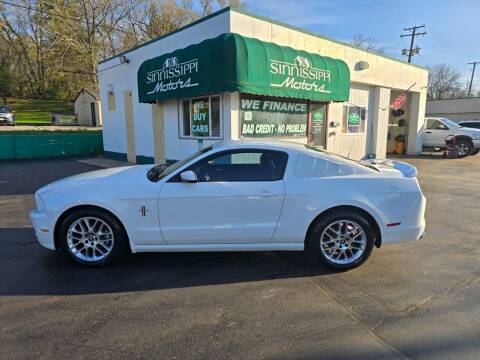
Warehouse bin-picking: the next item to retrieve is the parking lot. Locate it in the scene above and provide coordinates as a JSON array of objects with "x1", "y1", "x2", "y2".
[{"x1": 1, "y1": 154, "x2": 480, "y2": 359}]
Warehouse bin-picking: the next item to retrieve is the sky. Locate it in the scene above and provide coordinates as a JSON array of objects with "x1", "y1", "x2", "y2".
[{"x1": 244, "y1": 0, "x2": 480, "y2": 88}]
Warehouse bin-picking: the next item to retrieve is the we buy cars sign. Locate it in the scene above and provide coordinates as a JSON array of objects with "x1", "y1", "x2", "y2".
[{"x1": 391, "y1": 93, "x2": 407, "y2": 110}]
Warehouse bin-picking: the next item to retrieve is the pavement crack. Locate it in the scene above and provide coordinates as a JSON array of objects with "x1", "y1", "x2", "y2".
[
  {"x1": 304, "y1": 277, "x2": 411, "y2": 360},
  {"x1": 401, "y1": 274, "x2": 480, "y2": 313}
]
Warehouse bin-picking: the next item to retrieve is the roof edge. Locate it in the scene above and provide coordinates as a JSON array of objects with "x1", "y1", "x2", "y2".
[
  {"x1": 229, "y1": 7, "x2": 427, "y2": 71},
  {"x1": 98, "y1": 6, "x2": 231, "y2": 65},
  {"x1": 99, "y1": 6, "x2": 428, "y2": 72}
]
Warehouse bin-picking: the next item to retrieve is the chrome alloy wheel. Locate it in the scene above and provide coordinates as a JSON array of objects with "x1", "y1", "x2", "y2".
[
  {"x1": 67, "y1": 217, "x2": 114, "y2": 262},
  {"x1": 320, "y1": 220, "x2": 367, "y2": 265},
  {"x1": 454, "y1": 142, "x2": 470, "y2": 157}
]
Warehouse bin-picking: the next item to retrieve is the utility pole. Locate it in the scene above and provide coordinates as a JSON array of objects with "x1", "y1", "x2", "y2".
[
  {"x1": 468, "y1": 62, "x2": 480, "y2": 97},
  {"x1": 401, "y1": 25, "x2": 427, "y2": 63}
]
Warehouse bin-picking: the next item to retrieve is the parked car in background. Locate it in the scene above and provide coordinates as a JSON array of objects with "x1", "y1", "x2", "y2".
[
  {"x1": 423, "y1": 117, "x2": 480, "y2": 157},
  {"x1": 30, "y1": 141, "x2": 426, "y2": 271},
  {"x1": 0, "y1": 105, "x2": 15, "y2": 125},
  {"x1": 458, "y1": 120, "x2": 480, "y2": 130}
]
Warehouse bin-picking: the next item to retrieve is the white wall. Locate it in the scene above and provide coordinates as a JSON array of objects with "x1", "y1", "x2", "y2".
[
  {"x1": 326, "y1": 85, "x2": 372, "y2": 160},
  {"x1": 98, "y1": 8, "x2": 428, "y2": 161},
  {"x1": 163, "y1": 92, "x2": 233, "y2": 161},
  {"x1": 98, "y1": 11, "x2": 230, "y2": 159},
  {"x1": 229, "y1": 11, "x2": 428, "y2": 93},
  {"x1": 426, "y1": 98, "x2": 480, "y2": 121},
  {"x1": 229, "y1": 10, "x2": 428, "y2": 158}
]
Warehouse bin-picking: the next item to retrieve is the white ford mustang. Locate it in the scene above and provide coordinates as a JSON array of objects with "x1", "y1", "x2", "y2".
[{"x1": 30, "y1": 141, "x2": 426, "y2": 270}]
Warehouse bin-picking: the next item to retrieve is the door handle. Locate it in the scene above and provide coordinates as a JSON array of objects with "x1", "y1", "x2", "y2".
[
  {"x1": 425, "y1": 131, "x2": 432, "y2": 134},
  {"x1": 259, "y1": 190, "x2": 277, "y2": 198}
]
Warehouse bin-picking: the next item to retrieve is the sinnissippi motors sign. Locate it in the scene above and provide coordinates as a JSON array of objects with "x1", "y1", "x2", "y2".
[
  {"x1": 145, "y1": 56, "x2": 199, "y2": 96},
  {"x1": 137, "y1": 33, "x2": 350, "y2": 103}
]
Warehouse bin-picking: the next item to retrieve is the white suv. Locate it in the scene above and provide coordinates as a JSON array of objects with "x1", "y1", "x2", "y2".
[{"x1": 423, "y1": 117, "x2": 480, "y2": 157}]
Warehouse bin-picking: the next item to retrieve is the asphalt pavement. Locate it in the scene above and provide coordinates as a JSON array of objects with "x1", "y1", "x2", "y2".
[{"x1": 1, "y1": 154, "x2": 480, "y2": 359}]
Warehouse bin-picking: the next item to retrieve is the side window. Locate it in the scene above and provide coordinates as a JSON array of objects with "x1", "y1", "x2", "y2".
[
  {"x1": 294, "y1": 154, "x2": 355, "y2": 178},
  {"x1": 426, "y1": 119, "x2": 434, "y2": 130},
  {"x1": 189, "y1": 150, "x2": 288, "y2": 182},
  {"x1": 427, "y1": 119, "x2": 447, "y2": 130},
  {"x1": 435, "y1": 121, "x2": 448, "y2": 130}
]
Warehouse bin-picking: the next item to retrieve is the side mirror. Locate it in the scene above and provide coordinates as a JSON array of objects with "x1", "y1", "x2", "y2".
[{"x1": 180, "y1": 170, "x2": 198, "y2": 183}]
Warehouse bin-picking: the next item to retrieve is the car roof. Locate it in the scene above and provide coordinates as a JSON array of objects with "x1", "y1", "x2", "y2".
[
  {"x1": 212, "y1": 140, "x2": 307, "y2": 151},
  {"x1": 209, "y1": 140, "x2": 368, "y2": 169}
]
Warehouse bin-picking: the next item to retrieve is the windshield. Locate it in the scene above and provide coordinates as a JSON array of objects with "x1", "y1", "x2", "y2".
[
  {"x1": 148, "y1": 145, "x2": 213, "y2": 182},
  {"x1": 0, "y1": 106, "x2": 11, "y2": 113},
  {"x1": 304, "y1": 145, "x2": 379, "y2": 172},
  {"x1": 441, "y1": 118, "x2": 461, "y2": 129}
]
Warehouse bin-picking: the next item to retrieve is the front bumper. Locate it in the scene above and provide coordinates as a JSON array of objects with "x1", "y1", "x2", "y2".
[{"x1": 29, "y1": 209, "x2": 56, "y2": 250}]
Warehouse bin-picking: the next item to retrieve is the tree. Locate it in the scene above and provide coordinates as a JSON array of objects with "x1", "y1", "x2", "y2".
[
  {"x1": 351, "y1": 34, "x2": 384, "y2": 54},
  {"x1": 0, "y1": 0, "x2": 245, "y2": 100},
  {"x1": 427, "y1": 63, "x2": 465, "y2": 100}
]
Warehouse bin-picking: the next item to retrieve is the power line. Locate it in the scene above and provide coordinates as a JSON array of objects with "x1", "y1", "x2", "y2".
[
  {"x1": 0, "y1": 0, "x2": 80, "y2": 21},
  {"x1": 400, "y1": 25, "x2": 427, "y2": 63},
  {"x1": 468, "y1": 61, "x2": 480, "y2": 97},
  {"x1": 0, "y1": 0, "x2": 129, "y2": 34}
]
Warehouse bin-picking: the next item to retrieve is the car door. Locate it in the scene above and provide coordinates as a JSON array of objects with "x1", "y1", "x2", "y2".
[
  {"x1": 158, "y1": 149, "x2": 288, "y2": 244},
  {"x1": 424, "y1": 118, "x2": 450, "y2": 147}
]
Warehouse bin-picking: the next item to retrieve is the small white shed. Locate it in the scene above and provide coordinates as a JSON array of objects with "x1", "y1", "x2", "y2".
[{"x1": 73, "y1": 88, "x2": 102, "y2": 127}]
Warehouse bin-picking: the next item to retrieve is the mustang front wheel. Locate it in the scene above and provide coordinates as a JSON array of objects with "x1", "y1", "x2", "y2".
[
  {"x1": 309, "y1": 210, "x2": 375, "y2": 270},
  {"x1": 58, "y1": 208, "x2": 127, "y2": 266}
]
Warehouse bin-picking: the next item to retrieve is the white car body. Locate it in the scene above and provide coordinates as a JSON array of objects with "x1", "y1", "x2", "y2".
[
  {"x1": 30, "y1": 141, "x2": 426, "y2": 256},
  {"x1": 423, "y1": 117, "x2": 480, "y2": 149}
]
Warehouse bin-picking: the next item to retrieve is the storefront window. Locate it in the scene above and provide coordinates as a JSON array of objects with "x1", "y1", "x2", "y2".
[
  {"x1": 240, "y1": 94, "x2": 308, "y2": 138},
  {"x1": 342, "y1": 105, "x2": 366, "y2": 134},
  {"x1": 180, "y1": 95, "x2": 222, "y2": 138}
]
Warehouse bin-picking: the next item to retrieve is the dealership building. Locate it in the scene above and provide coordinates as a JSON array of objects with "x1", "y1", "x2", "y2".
[{"x1": 97, "y1": 7, "x2": 428, "y2": 164}]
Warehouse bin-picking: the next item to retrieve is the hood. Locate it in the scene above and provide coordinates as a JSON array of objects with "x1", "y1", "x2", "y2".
[
  {"x1": 456, "y1": 127, "x2": 480, "y2": 137},
  {"x1": 37, "y1": 165, "x2": 151, "y2": 197}
]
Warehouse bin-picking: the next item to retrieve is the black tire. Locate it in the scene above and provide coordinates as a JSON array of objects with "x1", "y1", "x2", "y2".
[
  {"x1": 308, "y1": 210, "x2": 375, "y2": 271},
  {"x1": 58, "y1": 208, "x2": 127, "y2": 266},
  {"x1": 454, "y1": 139, "x2": 473, "y2": 158},
  {"x1": 470, "y1": 148, "x2": 480, "y2": 156}
]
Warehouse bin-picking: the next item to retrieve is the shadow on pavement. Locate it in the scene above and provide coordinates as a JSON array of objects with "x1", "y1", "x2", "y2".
[{"x1": 0, "y1": 227, "x2": 334, "y2": 297}]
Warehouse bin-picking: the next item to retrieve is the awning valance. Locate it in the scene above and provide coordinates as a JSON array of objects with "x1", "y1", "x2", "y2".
[{"x1": 138, "y1": 33, "x2": 350, "y2": 103}]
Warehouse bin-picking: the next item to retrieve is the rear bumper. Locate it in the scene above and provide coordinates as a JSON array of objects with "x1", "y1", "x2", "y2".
[
  {"x1": 382, "y1": 194, "x2": 426, "y2": 245},
  {"x1": 29, "y1": 209, "x2": 56, "y2": 250}
]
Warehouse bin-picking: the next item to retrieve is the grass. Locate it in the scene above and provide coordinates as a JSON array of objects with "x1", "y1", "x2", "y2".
[{"x1": 5, "y1": 98, "x2": 74, "y2": 125}]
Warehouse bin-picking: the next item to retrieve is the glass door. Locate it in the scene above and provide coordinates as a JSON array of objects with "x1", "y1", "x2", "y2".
[{"x1": 308, "y1": 102, "x2": 327, "y2": 148}]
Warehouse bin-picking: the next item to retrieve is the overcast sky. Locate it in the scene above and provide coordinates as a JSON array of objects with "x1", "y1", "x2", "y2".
[{"x1": 244, "y1": 0, "x2": 480, "y2": 88}]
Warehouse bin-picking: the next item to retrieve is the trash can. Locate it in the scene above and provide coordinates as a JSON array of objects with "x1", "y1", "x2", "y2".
[{"x1": 394, "y1": 134, "x2": 405, "y2": 154}]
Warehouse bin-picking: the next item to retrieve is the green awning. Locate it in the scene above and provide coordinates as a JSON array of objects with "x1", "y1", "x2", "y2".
[{"x1": 138, "y1": 33, "x2": 350, "y2": 103}]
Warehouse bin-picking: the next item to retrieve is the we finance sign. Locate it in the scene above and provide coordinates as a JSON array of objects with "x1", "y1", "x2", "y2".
[{"x1": 269, "y1": 56, "x2": 331, "y2": 94}]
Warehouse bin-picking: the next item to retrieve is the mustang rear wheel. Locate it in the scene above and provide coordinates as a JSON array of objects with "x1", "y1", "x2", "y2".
[
  {"x1": 309, "y1": 210, "x2": 375, "y2": 270},
  {"x1": 58, "y1": 208, "x2": 127, "y2": 266}
]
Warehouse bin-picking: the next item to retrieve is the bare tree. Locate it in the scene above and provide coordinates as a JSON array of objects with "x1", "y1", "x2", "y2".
[
  {"x1": 427, "y1": 63, "x2": 465, "y2": 100},
  {"x1": 351, "y1": 34, "x2": 385, "y2": 54},
  {"x1": 0, "y1": 0, "x2": 246, "y2": 99}
]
